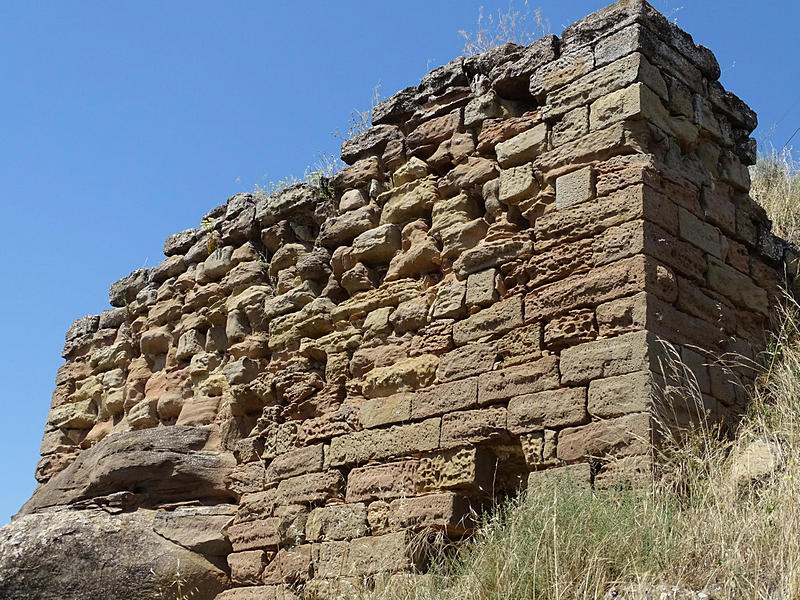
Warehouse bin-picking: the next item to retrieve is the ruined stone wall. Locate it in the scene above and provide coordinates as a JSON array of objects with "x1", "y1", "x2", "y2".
[{"x1": 20, "y1": 1, "x2": 792, "y2": 599}]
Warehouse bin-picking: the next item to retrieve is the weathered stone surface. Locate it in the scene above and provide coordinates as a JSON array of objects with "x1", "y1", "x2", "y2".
[
  {"x1": 347, "y1": 461, "x2": 419, "y2": 503},
  {"x1": 588, "y1": 371, "x2": 656, "y2": 417},
  {"x1": 328, "y1": 419, "x2": 440, "y2": 467},
  {"x1": 453, "y1": 295, "x2": 523, "y2": 345},
  {"x1": 363, "y1": 354, "x2": 439, "y2": 398},
  {"x1": 21, "y1": 427, "x2": 235, "y2": 514},
  {"x1": 416, "y1": 447, "x2": 494, "y2": 492},
  {"x1": 557, "y1": 412, "x2": 652, "y2": 462},
  {"x1": 507, "y1": 388, "x2": 588, "y2": 433},
  {"x1": 499, "y1": 163, "x2": 539, "y2": 205},
  {"x1": 495, "y1": 124, "x2": 547, "y2": 168},
  {"x1": 360, "y1": 393, "x2": 413, "y2": 428},
  {"x1": 306, "y1": 503, "x2": 369, "y2": 542},
  {"x1": 19, "y1": 7, "x2": 783, "y2": 596},
  {"x1": 411, "y1": 378, "x2": 478, "y2": 420},
  {"x1": 440, "y1": 405, "x2": 508, "y2": 447},
  {"x1": 555, "y1": 166, "x2": 594, "y2": 210},
  {"x1": 0, "y1": 508, "x2": 228, "y2": 600},
  {"x1": 478, "y1": 356, "x2": 560, "y2": 405},
  {"x1": 275, "y1": 470, "x2": 345, "y2": 505},
  {"x1": 265, "y1": 444, "x2": 324, "y2": 482},
  {"x1": 560, "y1": 330, "x2": 654, "y2": 385}
]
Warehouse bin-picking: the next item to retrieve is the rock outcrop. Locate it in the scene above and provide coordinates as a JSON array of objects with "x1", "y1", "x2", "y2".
[{"x1": 2, "y1": 1, "x2": 795, "y2": 598}]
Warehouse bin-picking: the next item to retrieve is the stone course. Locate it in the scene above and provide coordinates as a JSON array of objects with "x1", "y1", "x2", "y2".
[{"x1": 4, "y1": 2, "x2": 795, "y2": 599}]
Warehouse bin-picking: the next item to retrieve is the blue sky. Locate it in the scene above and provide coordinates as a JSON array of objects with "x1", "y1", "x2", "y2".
[{"x1": 1, "y1": 0, "x2": 798, "y2": 523}]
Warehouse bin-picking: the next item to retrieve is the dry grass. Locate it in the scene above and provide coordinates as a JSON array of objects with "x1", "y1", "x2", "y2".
[
  {"x1": 459, "y1": 1, "x2": 549, "y2": 57},
  {"x1": 750, "y1": 148, "x2": 800, "y2": 246}
]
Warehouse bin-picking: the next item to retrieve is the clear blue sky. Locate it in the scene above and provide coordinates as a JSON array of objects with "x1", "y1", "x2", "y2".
[{"x1": 1, "y1": 0, "x2": 798, "y2": 523}]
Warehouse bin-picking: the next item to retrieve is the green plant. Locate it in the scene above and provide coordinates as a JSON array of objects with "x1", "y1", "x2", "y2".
[{"x1": 459, "y1": 1, "x2": 549, "y2": 56}]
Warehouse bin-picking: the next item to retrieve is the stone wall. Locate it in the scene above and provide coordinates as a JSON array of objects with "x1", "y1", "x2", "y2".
[{"x1": 12, "y1": 1, "x2": 793, "y2": 599}]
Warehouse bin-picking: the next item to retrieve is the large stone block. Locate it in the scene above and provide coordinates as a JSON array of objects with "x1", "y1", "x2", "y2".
[
  {"x1": 346, "y1": 461, "x2": 419, "y2": 503},
  {"x1": 363, "y1": 354, "x2": 439, "y2": 398},
  {"x1": 411, "y1": 378, "x2": 479, "y2": 420},
  {"x1": 557, "y1": 412, "x2": 652, "y2": 462},
  {"x1": 306, "y1": 503, "x2": 369, "y2": 542},
  {"x1": 416, "y1": 447, "x2": 495, "y2": 492},
  {"x1": 328, "y1": 419, "x2": 440, "y2": 467},
  {"x1": 560, "y1": 330, "x2": 653, "y2": 385},
  {"x1": 588, "y1": 371, "x2": 656, "y2": 418},
  {"x1": 477, "y1": 356, "x2": 560, "y2": 405},
  {"x1": 265, "y1": 444, "x2": 324, "y2": 483},
  {"x1": 525, "y1": 255, "x2": 677, "y2": 322},
  {"x1": 507, "y1": 388, "x2": 588, "y2": 434},
  {"x1": 275, "y1": 470, "x2": 344, "y2": 505},
  {"x1": 440, "y1": 406, "x2": 508, "y2": 448},
  {"x1": 452, "y1": 295, "x2": 523, "y2": 345}
]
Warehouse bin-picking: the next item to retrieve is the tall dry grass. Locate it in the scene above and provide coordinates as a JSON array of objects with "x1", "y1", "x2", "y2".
[{"x1": 750, "y1": 148, "x2": 800, "y2": 246}]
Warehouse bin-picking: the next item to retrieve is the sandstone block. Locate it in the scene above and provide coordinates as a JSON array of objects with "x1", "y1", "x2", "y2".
[
  {"x1": 315, "y1": 532, "x2": 422, "y2": 579},
  {"x1": 346, "y1": 460, "x2": 419, "y2": 502},
  {"x1": 332, "y1": 157, "x2": 382, "y2": 191},
  {"x1": 560, "y1": 330, "x2": 653, "y2": 385},
  {"x1": 543, "y1": 309, "x2": 597, "y2": 350},
  {"x1": 406, "y1": 111, "x2": 460, "y2": 156},
  {"x1": 499, "y1": 163, "x2": 539, "y2": 205},
  {"x1": 360, "y1": 393, "x2": 413, "y2": 428},
  {"x1": 557, "y1": 412, "x2": 652, "y2": 462},
  {"x1": 707, "y1": 257, "x2": 768, "y2": 315},
  {"x1": 275, "y1": 470, "x2": 344, "y2": 505},
  {"x1": 679, "y1": 206, "x2": 722, "y2": 258},
  {"x1": 363, "y1": 354, "x2": 439, "y2": 398},
  {"x1": 176, "y1": 329, "x2": 205, "y2": 361},
  {"x1": 379, "y1": 177, "x2": 439, "y2": 225},
  {"x1": 306, "y1": 503, "x2": 369, "y2": 542},
  {"x1": 440, "y1": 406, "x2": 508, "y2": 448},
  {"x1": 590, "y1": 83, "x2": 697, "y2": 146},
  {"x1": 495, "y1": 124, "x2": 547, "y2": 168},
  {"x1": 452, "y1": 295, "x2": 523, "y2": 345},
  {"x1": 507, "y1": 388, "x2": 588, "y2": 434},
  {"x1": 328, "y1": 419, "x2": 440, "y2": 467},
  {"x1": 477, "y1": 355, "x2": 559, "y2": 405},
  {"x1": 430, "y1": 193, "x2": 480, "y2": 235},
  {"x1": 411, "y1": 378, "x2": 478, "y2": 420},
  {"x1": 466, "y1": 268, "x2": 498, "y2": 308},
  {"x1": 555, "y1": 166, "x2": 594, "y2": 210},
  {"x1": 541, "y1": 53, "x2": 666, "y2": 121},
  {"x1": 416, "y1": 447, "x2": 494, "y2": 492},
  {"x1": 265, "y1": 444, "x2": 324, "y2": 483},
  {"x1": 552, "y1": 106, "x2": 588, "y2": 146},
  {"x1": 318, "y1": 204, "x2": 380, "y2": 247},
  {"x1": 535, "y1": 184, "x2": 678, "y2": 251},
  {"x1": 431, "y1": 278, "x2": 467, "y2": 319},
  {"x1": 452, "y1": 235, "x2": 533, "y2": 278},
  {"x1": 387, "y1": 492, "x2": 473, "y2": 534},
  {"x1": 47, "y1": 400, "x2": 97, "y2": 429},
  {"x1": 436, "y1": 343, "x2": 495, "y2": 382},
  {"x1": 494, "y1": 323, "x2": 543, "y2": 366},
  {"x1": 262, "y1": 544, "x2": 313, "y2": 584},
  {"x1": 529, "y1": 46, "x2": 594, "y2": 98},
  {"x1": 352, "y1": 224, "x2": 402, "y2": 265},
  {"x1": 393, "y1": 157, "x2": 429, "y2": 186},
  {"x1": 228, "y1": 550, "x2": 268, "y2": 585},
  {"x1": 139, "y1": 328, "x2": 171, "y2": 355}
]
